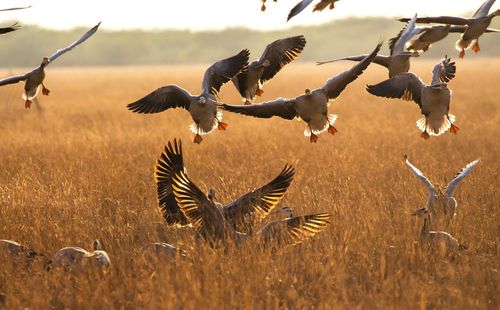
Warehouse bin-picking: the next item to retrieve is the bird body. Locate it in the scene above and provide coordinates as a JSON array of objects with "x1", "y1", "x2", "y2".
[{"x1": 52, "y1": 240, "x2": 110, "y2": 270}]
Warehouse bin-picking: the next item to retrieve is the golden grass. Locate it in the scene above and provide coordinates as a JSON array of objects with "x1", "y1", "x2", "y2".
[{"x1": 0, "y1": 60, "x2": 498, "y2": 309}]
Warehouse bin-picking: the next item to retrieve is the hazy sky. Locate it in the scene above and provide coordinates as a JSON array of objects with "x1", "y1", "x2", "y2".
[{"x1": 0, "y1": 0, "x2": 486, "y2": 31}]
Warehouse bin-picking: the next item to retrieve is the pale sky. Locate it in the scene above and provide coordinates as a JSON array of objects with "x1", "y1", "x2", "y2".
[{"x1": 0, "y1": 0, "x2": 486, "y2": 31}]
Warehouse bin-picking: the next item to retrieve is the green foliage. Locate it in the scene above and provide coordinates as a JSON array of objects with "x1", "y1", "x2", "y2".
[{"x1": 0, "y1": 17, "x2": 499, "y2": 67}]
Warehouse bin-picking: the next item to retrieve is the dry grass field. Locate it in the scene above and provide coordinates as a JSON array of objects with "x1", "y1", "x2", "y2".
[{"x1": 0, "y1": 60, "x2": 498, "y2": 309}]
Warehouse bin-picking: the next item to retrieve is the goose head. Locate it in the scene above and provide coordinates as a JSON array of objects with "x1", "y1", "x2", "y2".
[
  {"x1": 198, "y1": 96, "x2": 207, "y2": 106},
  {"x1": 41, "y1": 57, "x2": 49, "y2": 67},
  {"x1": 207, "y1": 187, "x2": 217, "y2": 201},
  {"x1": 85, "y1": 250, "x2": 111, "y2": 268},
  {"x1": 304, "y1": 88, "x2": 312, "y2": 96},
  {"x1": 411, "y1": 207, "x2": 429, "y2": 219}
]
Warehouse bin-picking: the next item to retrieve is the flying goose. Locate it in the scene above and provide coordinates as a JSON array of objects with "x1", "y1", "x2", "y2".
[
  {"x1": 412, "y1": 208, "x2": 466, "y2": 252},
  {"x1": 0, "y1": 239, "x2": 50, "y2": 269},
  {"x1": 232, "y1": 35, "x2": 306, "y2": 105},
  {"x1": 222, "y1": 41, "x2": 382, "y2": 143},
  {"x1": 0, "y1": 23, "x2": 100, "y2": 108},
  {"x1": 287, "y1": 0, "x2": 341, "y2": 21},
  {"x1": 160, "y1": 139, "x2": 331, "y2": 249},
  {"x1": 367, "y1": 56, "x2": 458, "y2": 139},
  {"x1": 127, "y1": 50, "x2": 249, "y2": 144},
  {"x1": 318, "y1": 15, "x2": 418, "y2": 78},
  {"x1": 404, "y1": 155, "x2": 479, "y2": 220},
  {"x1": 155, "y1": 139, "x2": 294, "y2": 234},
  {"x1": 398, "y1": 0, "x2": 500, "y2": 58},
  {"x1": 52, "y1": 240, "x2": 110, "y2": 270}
]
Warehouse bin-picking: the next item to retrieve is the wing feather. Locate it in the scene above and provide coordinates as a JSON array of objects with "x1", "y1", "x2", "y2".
[
  {"x1": 404, "y1": 155, "x2": 436, "y2": 196},
  {"x1": 0, "y1": 73, "x2": 28, "y2": 86},
  {"x1": 287, "y1": 0, "x2": 314, "y2": 21},
  {"x1": 221, "y1": 98, "x2": 297, "y2": 120},
  {"x1": 366, "y1": 73, "x2": 425, "y2": 107},
  {"x1": 47, "y1": 22, "x2": 100, "y2": 64},
  {"x1": 259, "y1": 35, "x2": 306, "y2": 84},
  {"x1": 445, "y1": 160, "x2": 479, "y2": 198},
  {"x1": 127, "y1": 85, "x2": 192, "y2": 113},
  {"x1": 398, "y1": 16, "x2": 472, "y2": 26},
  {"x1": 202, "y1": 49, "x2": 250, "y2": 95}
]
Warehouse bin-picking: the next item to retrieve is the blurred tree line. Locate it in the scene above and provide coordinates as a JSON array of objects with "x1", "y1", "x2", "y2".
[{"x1": 0, "y1": 17, "x2": 499, "y2": 67}]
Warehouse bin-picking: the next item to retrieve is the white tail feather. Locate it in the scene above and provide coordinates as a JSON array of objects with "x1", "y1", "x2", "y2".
[
  {"x1": 416, "y1": 115, "x2": 456, "y2": 136},
  {"x1": 455, "y1": 39, "x2": 474, "y2": 51}
]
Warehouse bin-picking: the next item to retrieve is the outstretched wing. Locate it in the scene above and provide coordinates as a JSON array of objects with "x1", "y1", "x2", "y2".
[
  {"x1": 431, "y1": 55, "x2": 456, "y2": 85},
  {"x1": 258, "y1": 213, "x2": 331, "y2": 248},
  {"x1": 127, "y1": 85, "x2": 192, "y2": 113},
  {"x1": 0, "y1": 6, "x2": 31, "y2": 12},
  {"x1": 221, "y1": 98, "x2": 297, "y2": 120},
  {"x1": 366, "y1": 72, "x2": 425, "y2": 108},
  {"x1": 0, "y1": 73, "x2": 29, "y2": 86},
  {"x1": 473, "y1": 0, "x2": 497, "y2": 18},
  {"x1": 321, "y1": 41, "x2": 382, "y2": 100},
  {"x1": 47, "y1": 22, "x2": 100, "y2": 64},
  {"x1": 390, "y1": 14, "x2": 418, "y2": 56},
  {"x1": 154, "y1": 139, "x2": 190, "y2": 227},
  {"x1": 0, "y1": 23, "x2": 20, "y2": 35},
  {"x1": 398, "y1": 16, "x2": 471, "y2": 26},
  {"x1": 259, "y1": 35, "x2": 306, "y2": 84},
  {"x1": 445, "y1": 160, "x2": 479, "y2": 198},
  {"x1": 317, "y1": 54, "x2": 391, "y2": 69},
  {"x1": 287, "y1": 0, "x2": 314, "y2": 21},
  {"x1": 202, "y1": 49, "x2": 250, "y2": 95},
  {"x1": 403, "y1": 154, "x2": 436, "y2": 196},
  {"x1": 223, "y1": 165, "x2": 295, "y2": 233}
]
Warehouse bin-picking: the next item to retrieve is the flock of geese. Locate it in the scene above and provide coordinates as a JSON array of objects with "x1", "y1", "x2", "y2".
[{"x1": 0, "y1": 1, "x2": 491, "y2": 272}]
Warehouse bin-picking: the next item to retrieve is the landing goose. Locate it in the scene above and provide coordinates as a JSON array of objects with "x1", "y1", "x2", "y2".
[
  {"x1": 232, "y1": 35, "x2": 306, "y2": 105},
  {"x1": 52, "y1": 240, "x2": 110, "y2": 270},
  {"x1": 223, "y1": 41, "x2": 381, "y2": 143},
  {"x1": 0, "y1": 22, "x2": 100, "y2": 108},
  {"x1": 287, "y1": 0, "x2": 341, "y2": 21},
  {"x1": 367, "y1": 56, "x2": 458, "y2": 139},
  {"x1": 398, "y1": 0, "x2": 500, "y2": 58},
  {"x1": 127, "y1": 50, "x2": 249, "y2": 144},
  {"x1": 404, "y1": 155, "x2": 479, "y2": 219},
  {"x1": 412, "y1": 208, "x2": 466, "y2": 252},
  {"x1": 155, "y1": 139, "x2": 294, "y2": 234},
  {"x1": 318, "y1": 15, "x2": 418, "y2": 78}
]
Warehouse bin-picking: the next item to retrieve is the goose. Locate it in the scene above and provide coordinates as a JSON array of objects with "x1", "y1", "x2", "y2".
[
  {"x1": 404, "y1": 155, "x2": 479, "y2": 220},
  {"x1": 127, "y1": 50, "x2": 249, "y2": 144},
  {"x1": 398, "y1": 0, "x2": 500, "y2": 58},
  {"x1": 0, "y1": 239, "x2": 50, "y2": 269},
  {"x1": 287, "y1": 0, "x2": 340, "y2": 21},
  {"x1": 159, "y1": 139, "x2": 331, "y2": 250},
  {"x1": 232, "y1": 35, "x2": 306, "y2": 105},
  {"x1": 404, "y1": 24, "x2": 500, "y2": 53},
  {"x1": 366, "y1": 56, "x2": 458, "y2": 139},
  {"x1": 222, "y1": 41, "x2": 381, "y2": 143},
  {"x1": 155, "y1": 139, "x2": 294, "y2": 234},
  {"x1": 412, "y1": 208, "x2": 466, "y2": 252},
  {"x1": 52, "y1": 240, "x2": 110, "y2": 270},
  {"x1": 0, "y1": 22, "x2": 100, "y2": 108},
  {"x1": 317, "y1": 15, "x2": 418, "y2": 78}
]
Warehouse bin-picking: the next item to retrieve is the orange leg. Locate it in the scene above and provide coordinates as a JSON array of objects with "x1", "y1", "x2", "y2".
[
  {"x1": 420, "y1": 131, "x2": 430, "y2": 140},
  {"x1": 261, "y1": 1, "x2": 266, "y2": 11},
  {"x1": 256, "y1": 88, "x2": 264, "y2": 97},
  {"x1": 218, "y1": 122, "x2": 228, "y2": 131},
  {"x1": 472, "y1": 41, "x2": 480, "y2": 53},
  {"x1": 193, "y1": 134, "x2": 203, "y2": 144},
  {"x1": 328, "y1": 125, "x2": 338, "y2": 136},
  {"x1": 42, "y1": 84, "x2": 50, "y2": 96},
  {"x1": 459, "y1": 49, "x2": 465, "y2": 59},
  {"x1": 244, "y1": 99, "x2": 252, "y2": 105},
  {"x1": 24, "y1": 100, "x2": 32, "y2": 109},
  {"x1": 309, "y1": 133, "x2": 319, "y2": 143},
  {"x1": 449, "y1": 123, "x2": 460, "y2": 134}
]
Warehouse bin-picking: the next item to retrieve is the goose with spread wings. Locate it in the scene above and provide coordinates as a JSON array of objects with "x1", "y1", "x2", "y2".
[
  {"x1": 367, "y1": 56, "x2": 459, "y2": 139},
  {"x1": 317, "y1": 15, "x2": 418, "y2": 78},
  {"x1": 223, "y1": 41, "x2": 381, "y2": 143},
  {"x1": 232, "y1": 35, "x2": 306, "y2": 105},
  {"x1": 287, "y1": 0, "x2": 341, "y2": 22},
  {"x1": 0, "y1": 22, "x2": 100, "y2": 108},
  {"x1": 398, "y1": 0, "x2": 500, "y2": 58},
  {"x1": 127, "y1": 50, "x2": 249, "y2": 144},
  {"x1": 404, "y1": 154, "x2": 479, "y2": 219},
  {"x1": 155, "y1": 139, "x2": 295, "y2": 234}
]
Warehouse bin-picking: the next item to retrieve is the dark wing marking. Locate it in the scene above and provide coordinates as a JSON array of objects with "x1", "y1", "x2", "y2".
[
  {"x1": 47, "y1": 22, "x2": 100, "y2": 64},
  {"x1": 202, "y1": 49, "x2": 250, "y2": 95},
  {"x1": 0, "y1": 23, "x2": 20, "y2": 35},
  {"x1": 127, "y1": 85, "x2": 192, "y2": 113},
  {"x1": 221, "y1": 98, "x2": 297, "y2": 120},
  {"x1": 321, "y1": 41, "x2": 382, "y2": 100},
  {"x1": 366, "y1": 72, "x2": 425, "y2": 107},
  {"x1": 259, "y1": 35, "x2": 306, "y2": 84},
  {"x1": 154, "y1": 139, "x2": 190, "y2": 227}
]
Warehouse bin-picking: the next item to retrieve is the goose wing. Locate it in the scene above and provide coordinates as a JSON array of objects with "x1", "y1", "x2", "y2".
[
  {"x1": 445, "y1": 160, "x2": 479, "y2": 198},
  {"x1": 0, "y1": 73, "x2": 29, "y2": 86},
  {"x1": 221, "y1": 98, "x2": 297, "y2": 120},
  {"x1": 127, "y1": 85, "x2": 192, "y2": 113},
  {"x1": 0, "y1": 6, "x2": 31, "y2": 12},
  {"x1": 202, "y1": 49, "x2": 250, "y2": 95},
  {"x1": 390, "y1": 14, "x2": 418, "y2": 56},
  {"x1": 154, "y1": 139, "x2": 190, "y2": 227},
  {"x1": 366, "y1": 73, "x2": 424, "y2": 108},
  {"x1": 398, "y1": 16, "x2": 472, "y2": 26},
  {"x1": 431, "y1": 55, "x2": 456, "y2": 85},
  {"x1": 287, "y1": 0, "x2": 314, "y2": 21},
  {"x1": 223, "y1": 165, "x2": 295, "y2": 233},
  {"x1": 403, "y1": 155, "x2": 436, "y2": 195},
  {"x1": 258, "y1": 213, "x2": 331, "y2": 248},
  {"x1": 473, "y1": 0, "x2": 497, "y2": 18},
  {"x1": 321, "y1": 41, "x2": 382, "y2": 100},
  {"x1": 47, "y1": 22, "x2": 100, "y2": 64},
  {"x1": 317, "y1": 54, "x2": 391, "y2": 68},
  {"x1": 259, "y1": 35, "x2": 306, "y2": 85},
  {"x1": 0, "y1": 22, "x2": 20, "y2": 35},
  {"x1": 449, "y1": 26, "x2": 500, "y2": 33}
]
